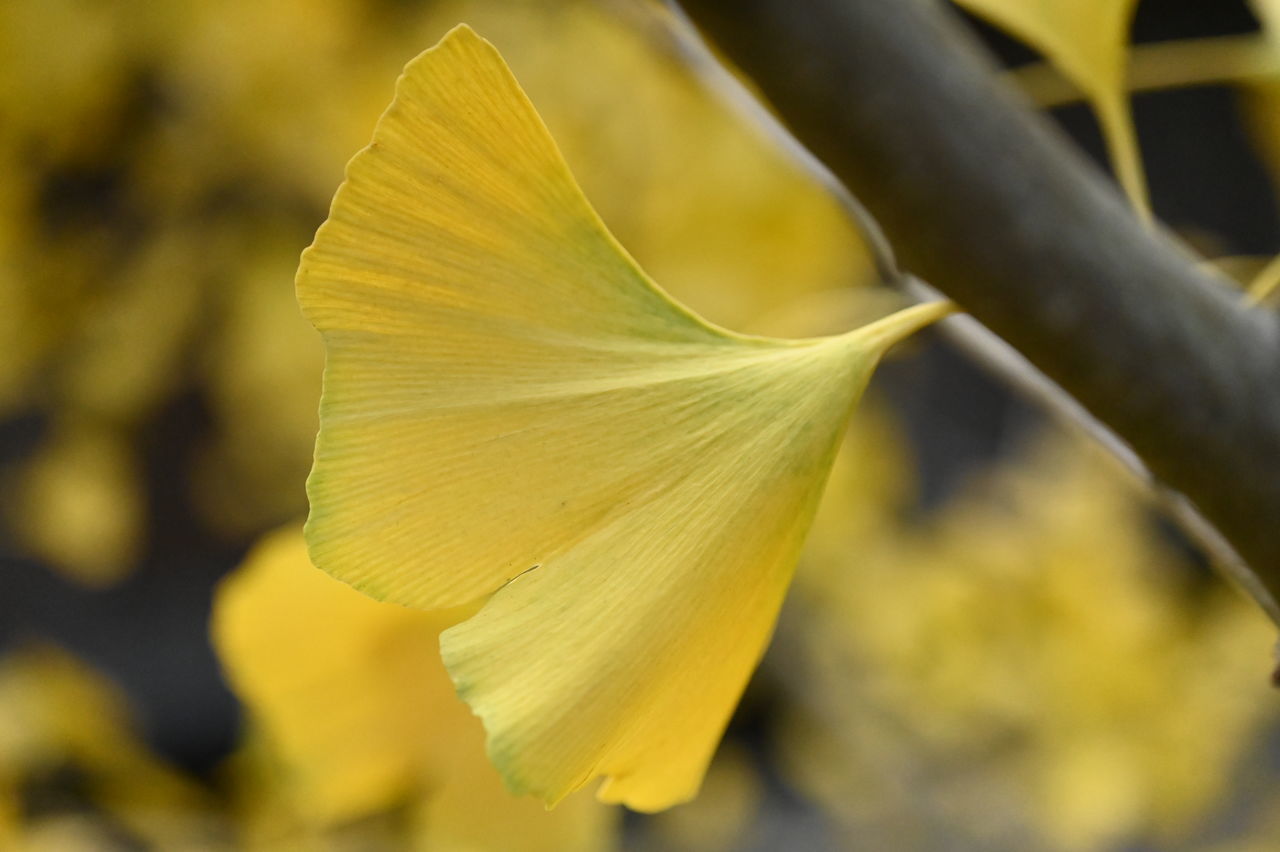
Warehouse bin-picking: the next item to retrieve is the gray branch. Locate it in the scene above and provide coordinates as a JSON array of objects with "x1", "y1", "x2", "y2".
[{"x1": 677, "y1": 0, "x2": 1280, "y2": 606}]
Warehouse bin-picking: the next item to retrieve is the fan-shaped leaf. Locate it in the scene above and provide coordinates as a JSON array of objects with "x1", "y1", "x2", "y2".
[{"x1": 297, "y1": 25, "x2": 950, "y2": 810}]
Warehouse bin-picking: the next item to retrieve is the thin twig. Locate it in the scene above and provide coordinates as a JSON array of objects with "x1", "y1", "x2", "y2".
[{"x1": 1013, "y1": 33, "x2": 1280, "y2": 109}]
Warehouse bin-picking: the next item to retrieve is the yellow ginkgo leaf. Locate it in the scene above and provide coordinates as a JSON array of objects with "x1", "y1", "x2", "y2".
[
  {"x1": 212, "y1": 525, "x2": 618, "y2": 850},
  {"x1": 953, "y1": 0, "x2": 1149, "y2": 218},
  {"x1": 1254, "y1": 0, "x2": 1280, "y2": 37},
  {"x1": 297, "y1": 24, "x2": 950, "y2": 811},
  {"x1": 213, "y1": 526, "x2": 459, "y2": 823},
  {"x1": 1247, "y1": 254, "x2": 1280, "y2": 305}
]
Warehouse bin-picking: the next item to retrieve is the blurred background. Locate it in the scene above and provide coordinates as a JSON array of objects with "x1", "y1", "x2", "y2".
[{"x1": 1, "y1": 0, "x2": 1279, "y2": 849}]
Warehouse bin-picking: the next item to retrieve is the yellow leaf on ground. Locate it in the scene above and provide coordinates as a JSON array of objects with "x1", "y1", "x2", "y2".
[{"x1": 297, "y1": 24, "x2": 949, "y2": 811}]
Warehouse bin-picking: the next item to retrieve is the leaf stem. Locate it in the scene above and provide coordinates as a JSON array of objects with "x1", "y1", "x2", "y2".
[{"x1": 1013, "y1": 33, "x2": 1280, "y2": 108}]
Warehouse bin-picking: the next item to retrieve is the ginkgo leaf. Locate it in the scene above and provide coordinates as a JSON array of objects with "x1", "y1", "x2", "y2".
[
  {"x1": 953, "y1": 0, "x2": 1149, "y2": 218},
  {"x1": 297, "y1": 24, "x2": 951, "y2": 811},
  {"x1": 213, "y1": 526, "x2": 458, "y2": 822},
  {"x1": 1253, "y1": 0, "x2": 1280, "y2": 37},
  {"x1": 211, "y1": 526, "x2": 618, "y2": 850},
  {"x1": 1246, "y1": 252, "x2": 1280, "y2": 305}
]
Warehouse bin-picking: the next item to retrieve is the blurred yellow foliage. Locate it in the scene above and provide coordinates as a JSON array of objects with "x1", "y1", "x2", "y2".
[
  {"x1": 0, "y1": 646, "x2": 219, "y2": 849},
  {"x1": 952, "y1": 0, "x2": 1148, "y2": 215},
  {"x1": 9, "y1": 422, "x2": 143, "y2": 586},
  {"x1": 1, "y1": 0, "x2": 1278, "y2": 849},
  {"x1": 780, "y1": 426, "x2": 1277, "y2": 851},
  {"x1": 0, "y1": 628, "x2": 616, "y2": 850}
]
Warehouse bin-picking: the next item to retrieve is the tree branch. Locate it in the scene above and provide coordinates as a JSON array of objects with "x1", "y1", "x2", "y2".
[{"x1": 676, "y1": 0, "x2": 1280, "y2": 610}]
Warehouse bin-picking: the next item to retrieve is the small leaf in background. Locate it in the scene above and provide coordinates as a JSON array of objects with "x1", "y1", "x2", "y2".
[
  {"x1": 952, "y1": 0, "x2": 1149, "y2": 217},
  {"x1": 1252, "y1": 0, "x2": 1280, "y2": 39},
  {"x1": 212, "y1": 525, "x2": 618, "y2": 851},
  {"x1": 1246, "y1": 254, "x2": 1280, "y2": 304},
  {"x1": 8, "y1": 422, "x2": 142, "y2": 587},
  {"x1": 297, "y1": 25, "x2": 949, "y2": 810}
]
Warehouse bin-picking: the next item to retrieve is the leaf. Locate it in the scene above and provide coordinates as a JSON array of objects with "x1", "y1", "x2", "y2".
[
  {"x1": 954, "y1": 0, "x2": 1149, "y2": 217},
  {"x1": 211, "y1": 525, "x2": 618, "y2": 849},
  {"x1": 297, "y1": 24, "x2": 950, "y2": 811},
  {"x1": 12, "y1": 422, "x2": 142, "y2": 586},
  {"x1": 1253, "y1": 0, "x2": 1280, "y2": 37},
  {"x1": 1247, "y1": 252, "x2": 1280, "y2": 305},
  {"x1": 213, "y1": 526, "x2": 458, "y2": 823}
]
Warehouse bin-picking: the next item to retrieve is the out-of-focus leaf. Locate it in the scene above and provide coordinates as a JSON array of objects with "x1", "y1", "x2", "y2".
[
  {"x1": 147, "y1": 0, "x2": 402, "y2": 208},
  {"x1": 1252, "y1": 0, "x2": 1280, "y2": 38},
  {"x1": 8, "y1": 423, "x2": 142, "y2": 586},
  {"x1": 1247, "y1": 254, "x2": 1280, "y2": 304},
  {"x1": 953, "y1": 0, "x2": 1148, "y2": 216},
  {"x1": 212, "y1": 525, "x2": 618, "y2": 850}
]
